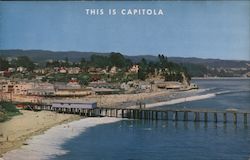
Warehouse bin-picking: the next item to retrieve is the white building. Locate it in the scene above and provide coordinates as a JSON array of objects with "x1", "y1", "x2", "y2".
[
  {"x1": 129, "y1": 65, "x2": 139, "y2": 73},
  {"x1": 17, "y1": 67, "x2": 27, "y2": 73},
  {"x1": 68, "y1": 67, "x2": 81, "y2": 74},
  {"x1": 52, "y1": 101, "x2": 97, "y2": 109},
  {"x1": 110, "y1": 66, "x2": 117, "y2": 74}
]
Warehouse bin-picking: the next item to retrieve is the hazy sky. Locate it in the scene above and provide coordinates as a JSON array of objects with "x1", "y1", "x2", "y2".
[{"x1": 0, "y1": 1, "x2": 249, "y2": 60}]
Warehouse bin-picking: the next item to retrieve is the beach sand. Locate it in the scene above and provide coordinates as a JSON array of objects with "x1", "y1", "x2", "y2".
[
  {"x1": 2, "y1": 117, "x2": 121, "y2": 160},
  {"x1": 0, "y1": 110, "x2": 80, "y2": 156}
]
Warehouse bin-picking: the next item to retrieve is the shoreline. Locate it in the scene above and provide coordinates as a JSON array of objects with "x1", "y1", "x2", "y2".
[
  {"x1": 0, "y1": 110, "x2": 80, "y2": 157},
  {"x1": 0, "y1": 89, "x2": 208, "y2": 158},
  {"x1": 1, "y1": 117, "x2": 122, "y2": 160},
  {"x1": 191, "y1": 77, "x2": 250, "y2": 80}
]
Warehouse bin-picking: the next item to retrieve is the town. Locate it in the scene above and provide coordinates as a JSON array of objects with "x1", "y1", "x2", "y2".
[{"x1": 0, "y1": 53, "x2": 197, "y2": 105}]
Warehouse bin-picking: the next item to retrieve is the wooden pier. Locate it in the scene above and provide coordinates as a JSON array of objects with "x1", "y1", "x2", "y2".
[{"x1": 28, "y1": 104, "x2": 250, "y2": 124}]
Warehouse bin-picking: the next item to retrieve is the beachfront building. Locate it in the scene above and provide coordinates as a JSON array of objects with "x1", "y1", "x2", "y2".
[
  {"x1": 14, "y1": 82, "x2": 34, "y2": 95},
  {"x1": 52, "y1": 101, "x2": 97, "y2": 109},
  {"x1": 1, "y1": 81, "x2": 15, "y2": 93},
  {"x1": 54, "y1": 88, "x2": 92, "y2": 97}
]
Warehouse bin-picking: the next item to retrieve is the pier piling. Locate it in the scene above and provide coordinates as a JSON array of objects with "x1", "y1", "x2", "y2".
[
  {"x1": 233, "y1": 112, "x2": 237, "y2": 124},
  {"x1": 214, "y1": 113, "x2": 217, "y2": 123},
  {"x1": 173, "y1": 111, "x2": 178, "y2": 121},
  {"x1": 244, "y1": 113, "x2": 247, "y2": 124},
  {"x1": 223, "y1": 113, "x2": 227, "y2": 123},
  {"x1": 184, "y1": 112, "x2": 188, "y2": 121}
]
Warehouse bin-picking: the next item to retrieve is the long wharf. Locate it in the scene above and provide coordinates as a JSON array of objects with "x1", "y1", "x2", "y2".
[{"x1": 27, "y1": 104, "x2": 250, "y2": 125}]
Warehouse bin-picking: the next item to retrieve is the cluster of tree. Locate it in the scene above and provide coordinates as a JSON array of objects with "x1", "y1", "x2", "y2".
[
  {"x1": 0, "y1": 56, "x2": 35, "y2": 71},
  {"x1": 0, "y1": 57, "x2": 9, "y2": 71},
  {"x1": 138, "y1": 55, "x2": 190, "y2": 83},
  {"x1": 46, "y1": 52, "x2": 132, "y2": 70},
  {"x1": 180, "y1": 63, "x2": 208, "y2": 77},
  {"x1": 0, "y1": 101, "x2": 21, "y2": 122},
  {"x1": 1, "y1": 53, "x2": 191, "y2": 83}
]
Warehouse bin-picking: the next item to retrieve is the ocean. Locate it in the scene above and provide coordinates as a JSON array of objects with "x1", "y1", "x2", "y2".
[{"x1": 3, "y1": 79, "x2": 250, "y2": 160}]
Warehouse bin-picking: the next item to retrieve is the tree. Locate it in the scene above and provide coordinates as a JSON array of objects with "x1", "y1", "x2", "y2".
[
  {"x1": 90, "y1": 54, "x2": 110, "y2": 68},
  {"x1": 110, "y1": 52, "x2": 126, "y2": 68},
  {"x1": 0, "y1": 57, "x2": 9, "y2": 71},
  {"x1": 80, "y1": 58, "x2": 86, "y2": 65},
  {"x1": 78, "y1": 73, "x2": 90, "y2": 86},
  {"x1": 14, "y1": 56, "x2": 35, "y2": 71},
  {"x1": 138, "y1": 58, "x2": 148, "y2": 80}
]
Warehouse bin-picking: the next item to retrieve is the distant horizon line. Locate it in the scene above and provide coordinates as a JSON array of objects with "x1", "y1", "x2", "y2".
[{"x1": 0, "y1": 48, "x2": 249, "y2": 61}]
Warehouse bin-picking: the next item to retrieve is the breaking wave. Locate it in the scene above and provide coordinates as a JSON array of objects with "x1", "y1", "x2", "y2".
[
  {"x1": 146, "y1": 89, "x2": 250, "y2": 108},
  {"x1": 146, "y1": 93, "x2": 216, "y2": 108}
]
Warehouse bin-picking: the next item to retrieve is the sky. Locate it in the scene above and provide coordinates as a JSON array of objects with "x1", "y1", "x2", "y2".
[{"x1": 0, "y1": 1, "x2": 249, "y2": 60}]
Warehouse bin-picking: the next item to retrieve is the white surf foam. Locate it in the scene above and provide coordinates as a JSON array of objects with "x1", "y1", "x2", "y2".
[
  {"x1": 145, "y1": 93, "x2": 216, "y2": 108},
  {"x1": 2, "y1": 117, "x2": 122, "y2": 160},
  {"x1": 137, "y1": 88, "x2": 249, "y2": 109}
]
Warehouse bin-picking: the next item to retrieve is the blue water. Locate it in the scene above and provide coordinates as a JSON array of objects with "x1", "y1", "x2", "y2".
[
  {"x1": 53, "y1": 79, "x2": 250, "y2": 160},
  {"x1": 157, "y1": 79, "x2": 250, "y2": 111}
]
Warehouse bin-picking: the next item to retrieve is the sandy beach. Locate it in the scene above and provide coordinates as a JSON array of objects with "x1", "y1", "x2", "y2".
[
  {"x1": 0, "y1": 110, "x2": 80, "y2": 156},
  {"x1": 1, "y1": 117, "x2": 121, "y2": 160}
]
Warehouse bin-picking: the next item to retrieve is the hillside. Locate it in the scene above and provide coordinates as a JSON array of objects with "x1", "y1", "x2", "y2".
[
  {"x1": 1, "y1": 49, "x2": 249, "y2": 77},
  {"x1": 1, "y1": 49, "x2": 249, "y2": 68}
]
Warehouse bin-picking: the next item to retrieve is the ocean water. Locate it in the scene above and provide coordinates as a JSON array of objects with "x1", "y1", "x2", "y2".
[
  {"x1": 156, "y1": 78, "x2": 250, "y2": 111},
  {"x1": 51, "y1": 79, "x2": 250, "y2": 160}
]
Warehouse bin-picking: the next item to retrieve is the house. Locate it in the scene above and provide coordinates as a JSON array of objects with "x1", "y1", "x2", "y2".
[
  {"x1": 110, "y1": 66, "x2": 117, "y2": 74},
  {"x1": 3, "y1": 71, "x2": 11, "y2": 77},
  {"x1": 129, "y1": 65, "x2": 139, "y2": 73},
  {"x1": 68, "y1": 67, "x2": 80, "y2": 74},
  {"x1": 59, "y1": 67, "x2": 67, "y2": 73},
  {"x1": 0, "y1": 71, "x2": 4, "y2": 76},
  {"x1": 67, "y1": 79, "x2": 81, "y2": 88},
  {"x1": 34, "y1": 69, "x2": 46, "y2": 74},
  {"x1": 8, "y1": 68, "x2": 16, "y2": 72},
  {"x1": 17, "y1": 67, "x2": 27, "y2": 73}
]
